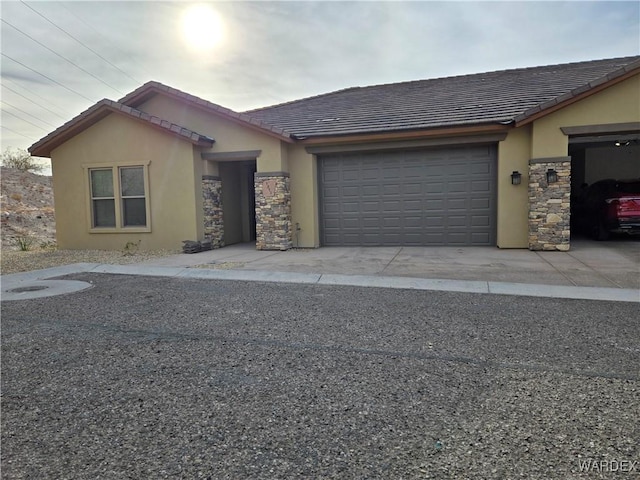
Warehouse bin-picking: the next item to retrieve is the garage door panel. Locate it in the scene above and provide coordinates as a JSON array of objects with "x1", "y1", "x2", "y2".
[
  {"x1": 448, "y1": 216, "x2": 467, "y2": 227},
  {"x1": 381, "y1": 183, "x2": 402, "y2": 195},
  {"x1": 448, "y1": 181, "x2": 468, "y2": 193},
  {"x1": 403, "y1": 183, "x2": 422, "y2": 195},
  {"x1": 342, "y1": 170, "x2": 361, "y2": 181},
  {"x1": 425, "y1": 216, "x2": 445, "y2": 227},
  {"x1": 403, "y1": 200, "x2": 422, "y2": 211},
  {"x1": 466, "y1": 160, "x2": 491, "y2": 172},
  {"x1": 471, "y1": 197, "x2": 490, "y2": 209},
  {"x1": 382, "y1": 217, "x2": 402, "y2": 228},
  {"x1": 361, "y1": 185, "x2": 380, "y2": 196},
  {"x1": 425, "y1": 183, "x2": 445, "y2": 194},
  {"x1": 425, "y1": 199, "x2": 445, "y2": 210},
  {"x1": 362, "y1": 168, "x2": 380, "y2": 180},
  {"x1": 324, "y1": 186, "x2": 340, "y2": 197},
  {"x1": 362, "y1": 202, "x2": 381, "y2": 212},
  {"x1": 342, "y1": 202, "x2": 360, "y2": 213},
  {"x1": 471, "y1": 215, "x2": 491, "y2": 226},
  {"x1": 404, "y1": 216, "x2": 423, "y2": 228},
  {"x1": 471, "y1": 180, "x2": 491, "y2": 192},
  {"x1": 471, "y1": 232, "x2": 490, "y2": 244},
  {"x1": 323, "y1": 202, "x2": 340, "y2": 214},
  {"x1": 321, "y1": 146, "x2": 496, "y2": 246},
  {"x1": 382, "y1": 200, "x2": 402, "y2": 211}
]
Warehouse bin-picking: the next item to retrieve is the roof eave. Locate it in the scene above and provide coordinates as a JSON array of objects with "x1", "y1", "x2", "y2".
[
  {"x1": 29, "y1": 100, "x2": 214, "y2": 157},
  {"x1": 297, "y1": 122, "x2": 513, "y2": 145},
  {"x1": 514, "y1": 61, "x2": 640, "y2": 127}
]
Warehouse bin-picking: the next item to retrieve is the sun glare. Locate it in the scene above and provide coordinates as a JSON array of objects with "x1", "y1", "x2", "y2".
[{"x1": 181, "y1": 5, "x2": 224, "y2": 51}]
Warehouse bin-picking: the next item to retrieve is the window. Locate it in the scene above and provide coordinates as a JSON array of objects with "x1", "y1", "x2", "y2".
[
  {"x1": 90, "y1": 169, "x2": 116, "y2": 227},
  {"x1": 87, "y1": 165, "x2": 150, "y2": 231},
  {"x1": 120, "y1": 167, "x2": 146, "y2": 226}
]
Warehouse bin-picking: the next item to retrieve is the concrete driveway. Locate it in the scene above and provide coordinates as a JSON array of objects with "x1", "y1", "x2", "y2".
[{"x1": 138, "y1": 237, "x2": 640, "y2": 289}]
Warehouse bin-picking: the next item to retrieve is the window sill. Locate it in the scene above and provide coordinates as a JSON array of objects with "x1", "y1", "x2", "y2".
[{"x1": 89, "y1": 227, "x2": 152, "y2": 234}]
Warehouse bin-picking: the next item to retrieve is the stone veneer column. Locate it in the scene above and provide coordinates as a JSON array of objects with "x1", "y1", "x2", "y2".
[
  {"x1": 528, "y1": 157, "x2": 571, "y2": 251},
  {"x1": 255, "y1": 172, "x2": 292, "y2": 251},
  {"x1": 202, "y1": 175, "x2": 224, "y2": 248}
]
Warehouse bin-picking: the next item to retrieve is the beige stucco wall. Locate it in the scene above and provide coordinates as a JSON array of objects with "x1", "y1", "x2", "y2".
[
  {"x1": 137, "y1": 95, "x2": 289, "y2": 172},
  {"x1": 50, "y1": 113, "x2": 200, "y2": 250},
  {"x1": 287, "y1": 144, "x2": 319, "y2": 247},
  {"x1": 531, "y1": 74, "x2": 640, "y2": 159},
  {"x1": 496, "y1": 126, "x2": 532, "y2": 248}
]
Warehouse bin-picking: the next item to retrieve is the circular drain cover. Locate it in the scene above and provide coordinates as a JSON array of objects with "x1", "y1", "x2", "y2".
[
  {"x1": 10, "y1": 285, "x2": 49, "y2": 293},
  {"x1": 2, "y1": 280, "x2": 92, "y2": 301}
]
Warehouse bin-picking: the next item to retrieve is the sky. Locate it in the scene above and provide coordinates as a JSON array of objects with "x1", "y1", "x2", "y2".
[{"x1": 1, "y1": 0, "x2": 639, "y2": 170}]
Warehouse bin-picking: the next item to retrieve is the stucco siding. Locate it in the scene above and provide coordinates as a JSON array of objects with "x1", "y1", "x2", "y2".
[
  {"x1": 50, "y1": 114, "x2": 199, "y2": 251},
  {"x1": 496, "y1": 126, "x2": 532, "y2": 248},
  {"x1": 531, "y1": 74, "x2": 640, "y2": 159},
  {"x1": 137, "y1": 95, "x2": 288, "y2": 172},
  {"x1": 287, "y1": 144, "x2": 319, "y2": 248}
]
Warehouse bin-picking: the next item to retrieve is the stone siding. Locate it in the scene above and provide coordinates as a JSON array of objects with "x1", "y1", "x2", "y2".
[
  {"x1": 255, "y1": 173, "x2": 292, "y2": 251},
  {"x1": 202, "y1": 175, "x2": 224, "y2": 249},
  {"x1": 528, "y1": 158, "x2": 571, "y2": 251}
]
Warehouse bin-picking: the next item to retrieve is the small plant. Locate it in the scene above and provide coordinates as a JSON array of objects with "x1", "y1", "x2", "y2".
[
  {"x1": 10, "y1": 193, "x2": 23, "y2": 202},
  {"x1": 14, "y1": 235, "x2": 34, "y2": 251},
  {"x1": 123, "y1": 240, "x2": 141, "y2": 256},
  {"x1": 39, "y1": 240, "x2": 57, "y2": 251}
]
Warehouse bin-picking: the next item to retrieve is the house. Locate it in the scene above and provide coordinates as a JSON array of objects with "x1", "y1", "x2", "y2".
[{"x1": 29, "y1": 56, "x2": 640, "y2": 252}]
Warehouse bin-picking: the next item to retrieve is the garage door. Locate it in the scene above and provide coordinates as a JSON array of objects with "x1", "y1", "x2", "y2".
[{"x1": 320, "y1": 145, "x2": 496, "y2": 246}]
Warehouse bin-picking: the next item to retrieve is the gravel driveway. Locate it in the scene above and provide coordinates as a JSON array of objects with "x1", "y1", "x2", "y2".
[{"x1": 2, "y1": 274, "x2": 639, "y2": 479}]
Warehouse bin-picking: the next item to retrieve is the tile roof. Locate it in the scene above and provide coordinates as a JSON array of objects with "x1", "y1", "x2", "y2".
[
  {"x1": 246, "y1": 56, "x2": 640, "y2": 139},
  {"x1": 119, "y1": 82, "x2": 293, "y2": 141},
  {"x1": 29, "y1": 99, "x2": 214, "y2": 156}
]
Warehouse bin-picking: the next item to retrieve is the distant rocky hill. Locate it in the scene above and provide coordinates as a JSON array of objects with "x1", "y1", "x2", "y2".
[{"x1": 1, "y1": 167, "x2": 56, "y2": 249}]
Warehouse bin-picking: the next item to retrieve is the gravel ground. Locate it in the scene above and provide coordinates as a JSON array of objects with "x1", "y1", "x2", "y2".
[
  {"x1": 0, "y1": 248, "x2": 178, "y2": 275},
  {"x1": 2, "y1": 274, "x2": 638, "y2": 479}
]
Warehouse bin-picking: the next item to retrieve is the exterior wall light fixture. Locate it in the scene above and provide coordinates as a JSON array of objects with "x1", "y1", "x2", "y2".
[
  {"x1": 511, "y1": 171, "x2": 522, "y2": 185},
  {"x1": 546, "y1": 168, "x2": 558, "y2": 184}
]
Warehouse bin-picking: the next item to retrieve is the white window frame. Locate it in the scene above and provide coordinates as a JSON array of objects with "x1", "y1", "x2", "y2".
[{"x1": 84, "y1": 161, "x2": 151, "y2": 233}]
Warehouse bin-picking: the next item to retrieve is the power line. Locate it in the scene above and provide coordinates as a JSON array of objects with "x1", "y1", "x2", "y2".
[
  {"x1": 1, "y1": 125, "x2": 33, "y2": 140},
  {"x1": 20, "y1": 1, "x2": 142, "y2": 85},
  {"x1": 2, "y1": 78, "x2": 70, "y2": 117},
  {"x1": 2, "y1": 18, "x2": 125, "y2": 95},
  {"x1": 1, "y1": 100, "x2": 58, "y2": 129},
  {"x1": 1, "y1": 83, "x2": 68, "y2": 121},
  {"x1": 1, "y1": 53, "x2": 94, "y2": 102},
  {"x1": 1, "y1": 109, "x2": 50, "y2": 132},
  {"x1": 59, "y1": 2, "x2": 155, "y2": 81}
]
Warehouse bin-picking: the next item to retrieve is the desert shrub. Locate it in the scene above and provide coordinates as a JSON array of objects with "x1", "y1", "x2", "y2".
[
  {"x1": 10, "y1": 193, "x2": 22, "y2": 202},
  {"x1": 123, "y1": 240, "x2": 141, "y2": 256},
  {"x1": 1, "y1": 148, "x2": 44, "y2": 173},
  {"x1": 39, "y1": 241, "x2": 57, "y2": 251},
  {"x1": 14, "y1": 235, "x2": 34, "y2": 251}
]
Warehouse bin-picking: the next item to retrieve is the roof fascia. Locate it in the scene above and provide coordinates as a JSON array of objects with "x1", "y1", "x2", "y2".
[
  {"x1": 298, "y1": 123, "x2": 512, "y2": 146},
  {"x1": 514, "y1": 68, "x2": 640, "y2": 128},
  {"x1": 305, "y1": 133, "x2": 508, "y2": 155}
]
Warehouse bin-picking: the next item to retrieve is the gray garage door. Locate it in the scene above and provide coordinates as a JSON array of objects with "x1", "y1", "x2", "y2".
[{"x1": 320, "y1": 145, "x2": 496, "y2": 246}]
